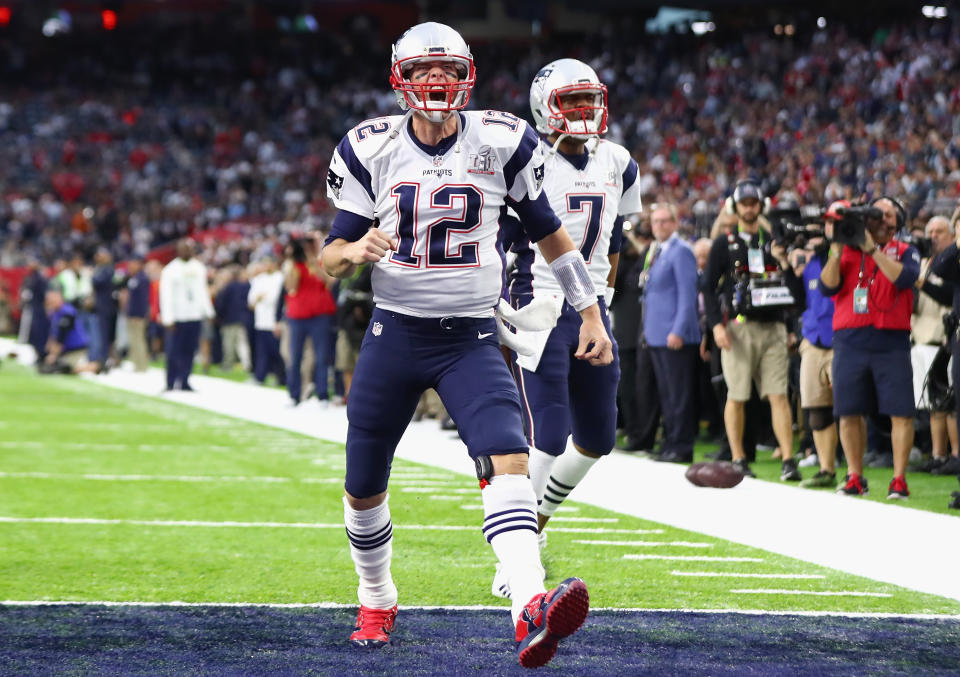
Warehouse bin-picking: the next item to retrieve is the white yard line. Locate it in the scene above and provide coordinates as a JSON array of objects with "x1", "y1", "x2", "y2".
[
  {"x1": 731, "y1": 589, "x2": 893, "y2": 598},
  {"x1": 623, "y1": 554, "x2": 763, "y2": 562},
  {"x1": 0, "y1": 516, "x2": 651, "y2": 535},
  {"x1": 671, "y1": 572, "x2": 826, "y2": 579},
  {"x1": 0, "y1": 472, "x2": 295, "y2": 483},
  {"x1": 574, "y1": 539, "x2": 712, "y2": 548},
  {"x1": 3, "y1": 338, "x2": 959, "y2": 603}
]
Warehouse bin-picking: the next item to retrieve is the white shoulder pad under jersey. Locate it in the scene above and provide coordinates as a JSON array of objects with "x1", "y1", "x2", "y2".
[
  {"x1": 326, "y1": 111, "x2": 547, "y2": 317},
  {"x1": 519, "y1": 138, "x2": 641, "y2": 298}
]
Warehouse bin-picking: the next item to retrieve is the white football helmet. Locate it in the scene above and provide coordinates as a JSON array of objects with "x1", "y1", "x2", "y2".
[
  {"x1": 530, "y1": 58, "x2": 608, "y2": 139},
  {"x1": 390, "y1": 22, "x2": 476, "y2": 123}
]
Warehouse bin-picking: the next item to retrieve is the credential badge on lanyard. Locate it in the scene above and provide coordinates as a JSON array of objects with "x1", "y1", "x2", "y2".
[{"x1": 747, "y1": 248, "x2": 765, "y2": 274}]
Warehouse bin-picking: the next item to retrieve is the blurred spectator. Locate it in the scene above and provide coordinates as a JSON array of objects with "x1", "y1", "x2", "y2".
[
  {"x1": 915, "y1": 215, "x2": 960, "y2": 475},
  {"x1": 642, "y1": 204, "x2": 701, "y2": 463},
  {"x1": 215, "y1": 265, "x2": 252, "y2": 372},
  {"x1": 789, "y1": 232, "x2": 839, "y2": 489},
  {"x1": 160, "y1": 239, "x2": 214, "y2": 391},
  {"x1": 610, "y1": 224, "x2": 643, "y2": 449},
  {"x1": 632, "y1": 226, "x2": 662, "y2": 453},
  {"x1": 335, "y1": 264, "x2": 373, "y2": 400},
  {"x1": 40, "y1": 288, "x2": 98, "y2": 374},
  {"x1": 123, "y1": 256, "x2": 151, "y2": 372},
  {"x1": 18, "y1": 260, "x2": 50, "y2": 360},
  {"x1": 92, "y1": 249, "x2": 117, "y2": 367},
  {"x1": 283, "y1": 236, "x2": 336, "y2": 405},
  {"x1": 0, "y1": 280, "x2": 12, "y2": 334},
  {"x1": 248, "y1": 256, "x2": 286, "y2": 385}
]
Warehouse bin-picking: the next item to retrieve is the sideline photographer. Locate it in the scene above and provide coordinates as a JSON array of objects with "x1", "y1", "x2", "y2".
[
  {"x1": 928, "y1": 205, "x2": 960, "y2": 488},
  {"x1": 819, "y1": 198, "x2": 920, "y2": 499},
  {"x1": 703, "y1": 179, "x2": 803, "y2": 479}
]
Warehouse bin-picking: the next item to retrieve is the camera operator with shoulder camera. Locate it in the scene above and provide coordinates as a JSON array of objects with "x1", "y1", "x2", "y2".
[
  {"x1": 703, "y1": 180, "x2": 803, "y2": 480},
  {"x1": 928, "y1": 204, "x2": 960, "y2": 495},
  {"x1": 819, "y1": 197, "x2": 920, "y2": 499}
]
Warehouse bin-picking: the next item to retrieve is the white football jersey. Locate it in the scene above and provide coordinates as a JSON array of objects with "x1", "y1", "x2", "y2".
[
  {"x1": 326, "y1": 111, "x2": 548, "y2": 317},
  {"x1": 510, "y1": 139, "x2": 641, "y2": 299}
]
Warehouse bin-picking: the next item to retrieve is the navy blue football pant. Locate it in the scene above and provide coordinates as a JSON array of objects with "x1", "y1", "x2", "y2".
[
  {"x1": 253, "y1": 329, "x2": 285, "y2": 384},
  {"x1": 649, "y1": 344, "x2": 699, "y2": 457},
  {"x1": 165, "y1": 320, "x2": 201, "y2": 390},
  {"x1": 345, "y1": 308, "x2": 528, "y2": 499},
  {"x1": 516, "y1": 301, "x2": 619, "y2": 457},
  {"x1": 287, "y1": 315, "x2": 331, "y2": 402}
]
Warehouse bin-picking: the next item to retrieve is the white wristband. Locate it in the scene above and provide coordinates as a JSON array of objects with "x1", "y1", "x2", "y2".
[{"x1": 549, "y1": 250, "x2": 595, "y2": 312}]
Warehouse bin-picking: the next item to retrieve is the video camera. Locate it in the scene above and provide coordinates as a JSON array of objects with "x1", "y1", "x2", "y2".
[
  {"x1": 767, "y1": 205, "x2": 826, "y2": 247},
  {"x1": 829, "y1": 205, "x2": 883, "y2": 247}
]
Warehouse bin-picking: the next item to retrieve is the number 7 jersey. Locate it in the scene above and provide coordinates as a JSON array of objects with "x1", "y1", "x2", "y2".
[
  {"x1": 508, "y1": 139, "x2": 642, "y2": 301},
  {"x1": 326, "y1": 111, "x2": 552, "y2": 318}
]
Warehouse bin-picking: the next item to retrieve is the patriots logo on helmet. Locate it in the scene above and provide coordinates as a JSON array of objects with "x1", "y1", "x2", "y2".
[
  {"x1": 533, "y1": 164, "x2": 545, "y2": 191},
  {"x1": 327, "y1": 169, "x2": 344, "y2": 200},
  {"x1": 533, "y1": 66, "x2": 554, "y2": 84}
]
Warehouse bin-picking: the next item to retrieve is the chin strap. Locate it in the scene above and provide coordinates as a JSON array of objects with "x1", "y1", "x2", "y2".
[
  {"x1": 547, "y1": 133, "x2": 569, "y2": 157},
  {"x1": 453, "y1": 110, "x2": 463, "y2": 154},
  {"x1": 370, "y1": 108, "x2": 415, "y2": 160}
]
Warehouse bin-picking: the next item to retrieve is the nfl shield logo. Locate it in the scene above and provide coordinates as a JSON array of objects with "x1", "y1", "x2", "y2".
[{"x1": 372, "y1": 322, "x2": 383, "y2": 337}]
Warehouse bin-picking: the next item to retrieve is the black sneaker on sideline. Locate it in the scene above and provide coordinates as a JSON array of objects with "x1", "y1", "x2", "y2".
[
  {"x1": 780, "y1": 458, "x2": 802, "y2": 482},
  {"x1": 732, "y1": 459, "x2": 755, "y2": 478},
  {"x1": 707, "y1": 447, "x2": 732, "y2": 461},
  {"x1": 837, "y1": 473, "x2": 869, "y2": 496},
  {"x1": 915, "y1": 455, "x2": 948, "y2": 473},
  {"x1": 867, "y1": 452, "x2": 893, "y2": 468},
  {"x1": 800, "y1": 469, "x2": 836, "y2": 489},
  {"x1": 931, "y1": 456, "x2": 960, "y2": 476}
]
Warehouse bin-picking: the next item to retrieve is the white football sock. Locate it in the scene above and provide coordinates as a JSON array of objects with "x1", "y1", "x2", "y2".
[
  {"x1": 527, "y1": 446, "x2": 557, "y2": 506},
  {"x1": 481, "y1": 474, "x2": 546, "y2": 626},
  {"x1": 540, "y1": 450, "x2": 599, "y2": 517},
  {"x1": 343, "y1": 496, "x2": 398, "y2": 610}
]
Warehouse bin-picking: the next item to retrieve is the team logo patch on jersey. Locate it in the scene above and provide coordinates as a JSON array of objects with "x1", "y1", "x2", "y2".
[
  {"x1": 372, "y1": 321, "x2": 383, "y2": 337},
  {"x1": 468, "y1": 146, "x2": 497, "y2": 175},
  {"x1": 533, "y1": 164, "x2": 545, "y2": 191},
  {"x1": 606, "y1": 169, "x2": 619, "y2": 188},
  {"x1": 327, "y1": 169, "x2": 344, "y2": 200}
]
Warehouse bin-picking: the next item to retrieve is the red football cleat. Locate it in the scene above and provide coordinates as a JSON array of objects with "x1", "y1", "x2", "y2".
[
  {"x1": 516, "y1": 577, "x2": 589, "y2": 669},
  {"x1": 349, "y1": 604, "x2": 398, "y2": 648}
]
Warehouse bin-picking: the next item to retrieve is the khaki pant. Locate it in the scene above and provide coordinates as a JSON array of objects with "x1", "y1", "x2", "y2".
[
  {"x1": 720, "y1": 320, "x2": 789, "y2": 401},
  {"x1": 221, "y1": 323, "x2": 251, "y2": 371},
  {"x1": 798, "y1": 339, "x2": 833, "y2": 408},
  {"x1": 126, "y1": 317, "x2": 149, "y2": 372}
]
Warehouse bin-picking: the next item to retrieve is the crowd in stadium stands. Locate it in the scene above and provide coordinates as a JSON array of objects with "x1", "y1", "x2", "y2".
[{"x1": 3, "y1": 16, "x2": 960, "y2": 501}]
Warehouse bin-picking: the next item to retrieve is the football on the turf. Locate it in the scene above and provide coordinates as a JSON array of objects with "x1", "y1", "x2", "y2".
[{"x1": 685, "y1": 461, "x2": 744, "y2": 488}]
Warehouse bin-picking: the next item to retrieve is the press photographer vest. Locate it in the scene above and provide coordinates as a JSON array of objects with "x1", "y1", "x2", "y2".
[{"x1": 832, "y1": 241, "x2": 913, "y2": 332}]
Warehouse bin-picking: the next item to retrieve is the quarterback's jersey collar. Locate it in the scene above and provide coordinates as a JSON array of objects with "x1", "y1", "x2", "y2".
[{"x1": 404, "y1": 112, "x2": 468, "y2": 159}]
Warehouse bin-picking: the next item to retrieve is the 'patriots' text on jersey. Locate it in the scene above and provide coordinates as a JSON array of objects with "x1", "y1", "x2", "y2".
[{"x1": 506, "y1": 140, "x2": 642, "y2": 301}]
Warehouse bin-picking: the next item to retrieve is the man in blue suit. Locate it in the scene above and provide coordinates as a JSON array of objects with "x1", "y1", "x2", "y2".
[{"x1": 642, "y1": 204, "x2": 702, "y2": 462}]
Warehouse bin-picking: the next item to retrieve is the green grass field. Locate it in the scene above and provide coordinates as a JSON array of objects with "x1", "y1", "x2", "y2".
[{"x1": 3, "y1": 363, "x2": 960, "y2": 616}]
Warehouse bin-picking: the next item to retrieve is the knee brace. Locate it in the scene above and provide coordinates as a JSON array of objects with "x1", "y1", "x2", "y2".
[{"x1": 807, "y1": 406, "x2": 834, "y2": 431}]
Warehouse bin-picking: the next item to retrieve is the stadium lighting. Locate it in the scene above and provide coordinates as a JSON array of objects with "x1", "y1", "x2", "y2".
[
  {"x1": 0, "y1": 6, "x2": 10, "y2": 27},
  {"x1": 922, "y1": 6, "x2": 948, "y2": 18},
  {"x1": 41, "y1": 10, "x2": 71, "y2": 37},
  {"x1": 691, "y1": 21, "x2": 715, "y2": 36},
  {"x1": 101, "y1": 9, "x2": 117, "y2": 30},
  {"x1": 817, "y1": 17, "x2": 827, "y2": 29}
]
